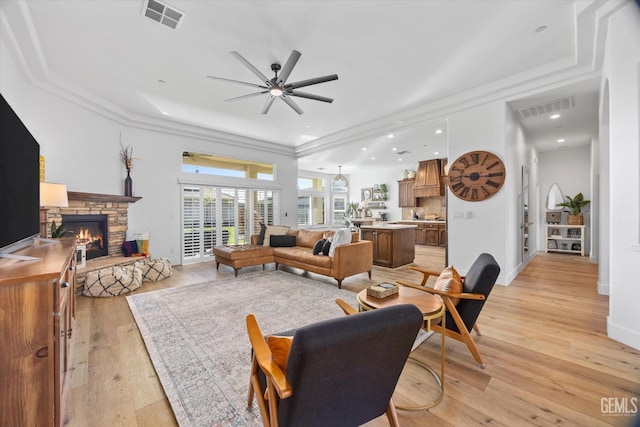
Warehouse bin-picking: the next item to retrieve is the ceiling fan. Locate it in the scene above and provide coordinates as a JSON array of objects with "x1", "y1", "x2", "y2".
[{"x1": 207, "y1": 50, "x2": 338, "y2": 115}]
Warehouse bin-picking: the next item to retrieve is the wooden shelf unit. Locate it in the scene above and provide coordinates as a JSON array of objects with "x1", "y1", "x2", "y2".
[{"x1": 544, "y1": 224, "x2": 586, "y2": 256}]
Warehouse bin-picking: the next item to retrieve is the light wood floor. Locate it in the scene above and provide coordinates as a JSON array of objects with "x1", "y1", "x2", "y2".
[{"x1": 64, "y1": 247, "x2": 640, "y2": 427}]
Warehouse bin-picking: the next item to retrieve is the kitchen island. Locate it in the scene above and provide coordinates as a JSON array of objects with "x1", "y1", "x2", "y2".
[{"x1": 360, "y1": 224, "x2": 416, "y2": 268}]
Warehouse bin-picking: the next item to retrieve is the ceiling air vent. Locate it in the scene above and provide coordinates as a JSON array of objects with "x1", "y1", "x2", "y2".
[
  {"x1": 396, "y1": 150, "x2": 410, "y2": 155},
  {"x1": 143, "y1": 0, "x2": 184, "y2": 30},
  {"x1": 518, "y1": 96, "x2": 574, "y2": 119}
]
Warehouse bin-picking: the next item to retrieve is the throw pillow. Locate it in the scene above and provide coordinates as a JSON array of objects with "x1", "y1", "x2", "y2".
[
  {"x1": 263, "y1": 225, "x2": 291, "y2": 247},
  {"x1": 126, "y1": 230, "x2": 150, "y2": 256},
  {"x1": 322, "y1": 239, "x2": 332, "y2": 255},
  {"x1": 328, "y1": 228, "x2": 352, "y2": 258},
  {"x1": 312, "y1": 239, "x2": 326, "y2": 255},
  {"x1": 270, "y1": 234, "x2": 296, "y2": 247},
  {"x1": 122, "y1": 240, "x2": 138, "y2": 257},
  {"x1": 267, "y1": 335, "x2": 293, "y2": 372},
  {"x1": 257, "y1": 222, "x2": 266, "y2": 245},
  {"x1": 434, "y1": 265, "x2": 463, "y2": 306}
]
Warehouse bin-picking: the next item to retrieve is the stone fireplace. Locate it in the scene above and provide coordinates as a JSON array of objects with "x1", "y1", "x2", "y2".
[{"x1": 47, "y1": 192, "x2": 141, "y2": 259}]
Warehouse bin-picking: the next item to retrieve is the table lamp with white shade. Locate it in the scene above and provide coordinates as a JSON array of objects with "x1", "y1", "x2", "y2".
[{"x1": 39, "y1": 182, "x2": 69, "y2": 238}]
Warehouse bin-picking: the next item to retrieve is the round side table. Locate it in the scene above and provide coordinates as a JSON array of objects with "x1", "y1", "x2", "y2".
[{"x1": 357, "y1": 286, "x2": 446, "y2": 410}]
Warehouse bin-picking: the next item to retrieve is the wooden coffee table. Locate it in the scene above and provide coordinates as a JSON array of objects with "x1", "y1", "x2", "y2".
[{"x1": 357, "y1": 286, "x2": 446, "y2": 410}]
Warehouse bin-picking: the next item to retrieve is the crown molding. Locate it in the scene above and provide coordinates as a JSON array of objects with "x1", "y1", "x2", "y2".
[{"x1": 2, "y1": 0, "x2": 617, "y2": 162}]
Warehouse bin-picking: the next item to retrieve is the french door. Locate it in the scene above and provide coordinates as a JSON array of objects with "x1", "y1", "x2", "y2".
[{"x1": 181, "y1": 185, "x2": 279, "y2": 263}]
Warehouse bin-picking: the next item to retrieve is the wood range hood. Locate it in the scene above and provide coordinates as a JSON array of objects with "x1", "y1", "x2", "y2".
[{"x1": 413, "y1": 159, "x2": 445, "y2": 198}]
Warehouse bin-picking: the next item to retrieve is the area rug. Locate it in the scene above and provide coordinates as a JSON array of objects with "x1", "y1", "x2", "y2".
[{"x1": 126, "y1": 270, "x2": 429, "y2": 426}]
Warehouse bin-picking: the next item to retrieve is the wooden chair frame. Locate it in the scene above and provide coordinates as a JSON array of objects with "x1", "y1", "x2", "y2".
[
  {"x1": 246, "y1": 314, "x2": 291, "y2": 427},
  {"x1": 397, "y1": 266, "x2": 488, "y2": 368},
  {"x1": 246, "y1": 312, "x2": 401, "y2": 427}
]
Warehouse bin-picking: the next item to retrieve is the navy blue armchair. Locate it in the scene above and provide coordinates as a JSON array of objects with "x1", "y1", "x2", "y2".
[{"x1": 246, "y1": 304, "x2": 423, "y2": 427}]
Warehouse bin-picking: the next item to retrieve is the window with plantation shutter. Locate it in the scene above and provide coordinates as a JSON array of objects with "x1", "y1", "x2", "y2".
[
  {"x1": 202, "y1": 187, "x2": 216, "y2": 255},
  {"x1": 333, "y1": 195, "x2": 347, "y2": 225},
  {"x1": 297, "y1": 175, "x2": 327, "y2": 226},
  {"x1": 181, "y1": 184, "x2": 280, "y2": 263},
  {"x1": 297, "y1": 196, "x2": 325, "y2": 226},
  {"x1": 182, "y1": 186, "x2": 202, "y2": 261}
]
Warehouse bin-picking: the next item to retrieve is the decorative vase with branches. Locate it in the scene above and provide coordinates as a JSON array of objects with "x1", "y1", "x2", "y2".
[{"x1": 120, "y1": 142, "x2": 139, "y2": 197}]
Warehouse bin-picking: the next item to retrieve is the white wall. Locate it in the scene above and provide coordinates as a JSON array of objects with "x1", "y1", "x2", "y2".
[
  {"x1": 347, "y1": 166, "x2": 406, "y2": 222},
  {"x1": 601, "y1": 2, "x2": 640, "y2": 350},
  {"x1": 1, "y1": 38, "x2": 300, "y2": 266},
  {"x1": 537, "y1": 146, "x2": 592, "y2": 252},
  {"x1": 446, "y1": 101, "x2": 510, "y2": 284},
  {"x1": 505, "y1": 106, "x2": 538, "y2": 277}
]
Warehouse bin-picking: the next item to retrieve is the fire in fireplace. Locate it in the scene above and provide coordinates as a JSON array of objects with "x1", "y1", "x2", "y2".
[{"x1": 61, "y1": 214, "x2": 109, "y2": 260}]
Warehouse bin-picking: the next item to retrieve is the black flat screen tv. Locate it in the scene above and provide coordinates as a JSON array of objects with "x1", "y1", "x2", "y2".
[{"x1": 0, "y1": 93, "x2": 40, "y2": 251}]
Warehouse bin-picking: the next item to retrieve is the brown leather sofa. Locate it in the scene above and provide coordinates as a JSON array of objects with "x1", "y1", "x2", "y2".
[{"x1": 243, "y1": 228, "x2": 373, "y2": 288}]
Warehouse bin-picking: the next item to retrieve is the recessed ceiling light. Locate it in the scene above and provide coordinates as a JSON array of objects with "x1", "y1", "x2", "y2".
[
  {"x1": 392, "y1": 147, "x2": 398, "y2": 151},
  {"x1": 388, "y1": 134, "x2": 395, "y2": 138},
  {"x1": 397, "y1": 158, "x2": 403, "y2": 162},
  {"x1": 434, "y1": 151, "x2": 439, "y2": 155},
  {"x1": 557, "y1": 138, "x2": 566, "y2": 143},
  {"x1": 535, "y1": 25, "x2": 547, "y2": 33},
  {"x1": 305, "y1": 125, "x2": 311, "y2": 128},
  {"x1": 371, "y1": 157, "x2": 376, "y2": 160},
  {"x1": 362, "y1": 147, "x2": 368, "y2": 151},
  {"x1": 550, "y1": 114, "x2": 560, "y2": 119},
  {"x1": 435, "y1": 129, "x2": 443, "y2": 134}
]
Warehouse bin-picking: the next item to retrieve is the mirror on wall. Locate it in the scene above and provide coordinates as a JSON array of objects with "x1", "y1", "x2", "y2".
[{"x1": 546, "y1": 183, "x2": 564, "y2": 211}]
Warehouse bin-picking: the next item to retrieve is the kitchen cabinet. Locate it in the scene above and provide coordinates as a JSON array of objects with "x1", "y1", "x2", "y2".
[
  {"x1": 398, "y1": 179, "x2": 416, "y2": 207},
  {"x1": 414, "y1": 159, "x2": 444, "y2": 198},
  {"x1": 361, "y1": 225, "x2": 416, "y2": 268},
  {"x1": 398, "y1": 221, "x2": 446, "y2": 246},
  {"x1": 424, "y1": 223, "x2": 439, "y2": 245},
  {"x1": 0, "y1": 238, "x2": 77, "y2": 427},
  {"x1": 414, "y1": 226, "x2": 426, "y2": 244},
  {"x1": 439, "y1": 223, "x2": 446, "y2": 247}
]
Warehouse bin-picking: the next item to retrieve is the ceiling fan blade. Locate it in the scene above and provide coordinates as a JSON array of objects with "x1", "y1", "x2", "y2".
[
  {"x1": 280, "y1": 95, "x2": 304, "y2": 115},
  {"x1": 287, "y1": 90, "x2": 334, "y2": 103},
  {"x1": 207, "y1": 75, "x2": 268, "y2": 90},
  {"x1": 277, "y1": 50, "x2": 301, "y2": 86},
  {"x1": 225, "y1": 91, "x2": 269, "y2": 102},
  {"x1": 230, "y1": 51, "x2": 272, "y2": 86},
  {"x1": 261, "y1": 95, "x2": 277, "y2": 114},
  {"x1": 285, "y1": 74, "x2": 338, "y2": 90}
]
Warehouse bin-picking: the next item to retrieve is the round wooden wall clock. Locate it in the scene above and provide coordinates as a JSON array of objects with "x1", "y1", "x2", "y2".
[{"x1": 447, "y1": 150, "x2": 506, "y2": 201}]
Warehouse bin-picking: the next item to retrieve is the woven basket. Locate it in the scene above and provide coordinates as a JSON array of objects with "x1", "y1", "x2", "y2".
[
  {"x1": 567, "y1": 213, "x2": 584, "y2": 225},
  {"x1": 367, "y1": 283, "x2": 399, "y2": 298}
]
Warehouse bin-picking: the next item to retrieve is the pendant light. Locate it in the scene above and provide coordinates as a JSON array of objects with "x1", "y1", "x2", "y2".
[{"x1": 332, "y1": 165, "x2": 348, "y2": 191}]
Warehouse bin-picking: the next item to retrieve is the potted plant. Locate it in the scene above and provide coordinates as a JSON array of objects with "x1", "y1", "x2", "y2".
[
  {"x1": 556, "y1": 192, "x2": 590, "y2": 225},
  {"x1": 378, "y1": 184, "x2": 388, "y2": 200},
  {"x1": 346, "y1": 202, "x2": 360, "y2": 218},
  {"x1": 50, "y1": 220, "x2": 72, "y2": 238}
]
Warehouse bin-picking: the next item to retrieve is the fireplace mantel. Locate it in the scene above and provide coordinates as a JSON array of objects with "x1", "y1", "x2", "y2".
[{"x1": 67, "y1": 191, "x2": 142, "y2": 203}]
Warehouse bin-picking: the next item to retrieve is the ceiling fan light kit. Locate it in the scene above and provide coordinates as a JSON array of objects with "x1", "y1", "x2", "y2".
[{"x1": 208, "y1": 50, "x2": 338, "y2": 115}]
